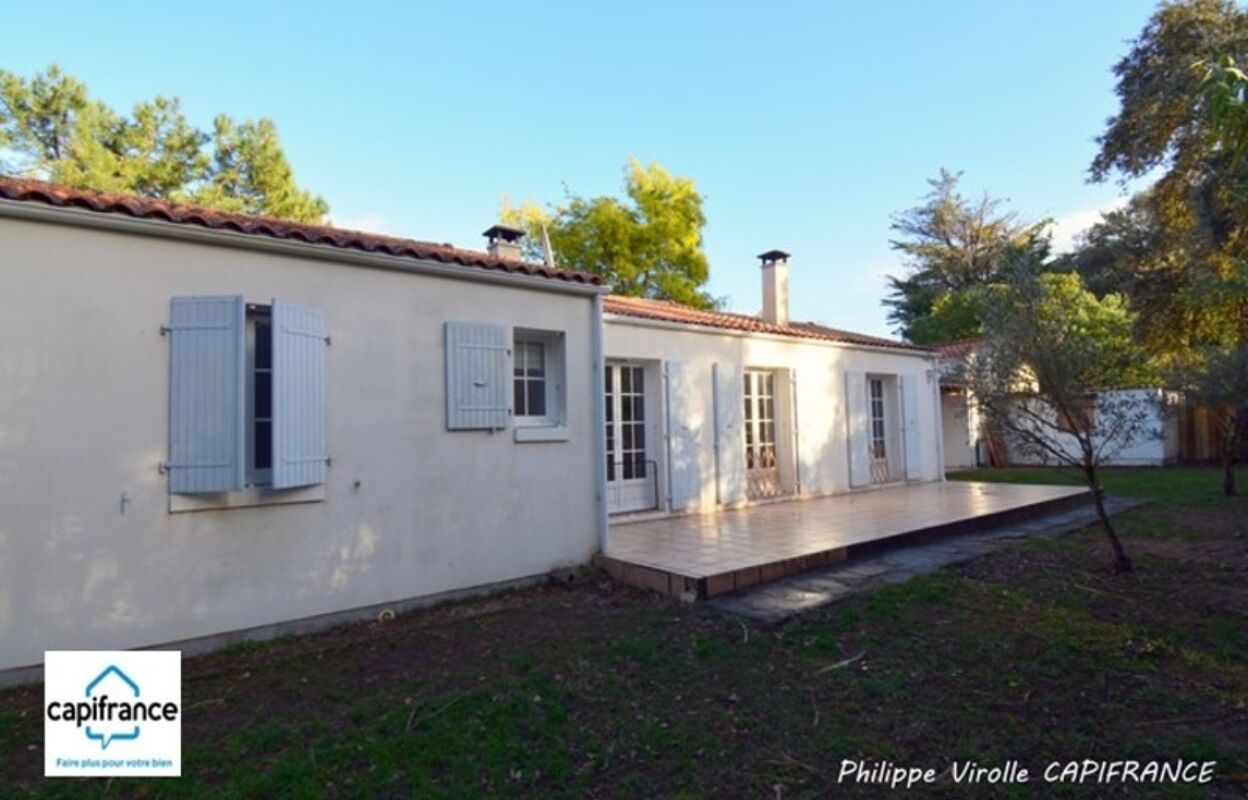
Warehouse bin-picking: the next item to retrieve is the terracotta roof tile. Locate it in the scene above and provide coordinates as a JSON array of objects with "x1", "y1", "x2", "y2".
[
  {"x1": 929, "y1": 336, "x2": 983, "y2": 359},
  {"x1": 0, "y1": 176, "x2": 603, "y2": 286},
  {"x1": 603, "y1": 295, "x2": 929, "y2": 352}
]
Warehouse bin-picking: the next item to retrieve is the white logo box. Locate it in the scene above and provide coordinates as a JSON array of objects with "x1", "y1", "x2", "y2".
[{"x1": 44, "y1": 650, "x2": 182, "y2": 777}]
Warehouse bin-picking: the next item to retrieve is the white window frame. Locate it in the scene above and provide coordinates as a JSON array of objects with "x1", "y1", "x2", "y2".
[
  {"x1": 245, "y1": 304, "x2": 274, "y2": 488},
  {"x1": 512, "y1": 329, "x2": 565, "y2": 428}
]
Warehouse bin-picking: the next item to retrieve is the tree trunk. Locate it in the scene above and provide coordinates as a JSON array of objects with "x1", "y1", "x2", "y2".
[
  {"x1": 1085, "y1": 463, "x2": 1132, "y2": 573},
  {"x1": 1222, "y1": 410, "x2": 1238, "y2": 497}
]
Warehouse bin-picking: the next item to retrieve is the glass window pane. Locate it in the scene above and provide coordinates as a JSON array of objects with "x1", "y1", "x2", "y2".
[
  {"x1": 255, "y1": 321, "x2": 271, "y2": 369},
  {"x1": 514, "y1": 380, "x2": 526, "y2": 416},
  {"x1": 255, "y1": 420, "x2": 272, "y2": 470},
  {"x1": 633, "y1": 368, "x2": 644, "y2": 393},
  {"x1": 634, "y1": 424, "x2": 645, "y2": 452},
  {"x1": 606, "y1": 456, "x2": 615, "y2": 481},
  {"x1": 255, "y1": 371, "x2": 271, "y2": 419},
  {"x1": 527, "y1": 342, "x2": 545, "y2": 377},
  {"x1": 623, "y1": 457, "x2": 634, "y2": 480},
  {"x1": 605, "y1": 367, "x2": 613, "y2": 393},
  {"x1": 527, "y1": 379, "x2": 546, "y2": 416},
  {"x1": 621, "y1": 366, "x2": 631, "y2": 393}
]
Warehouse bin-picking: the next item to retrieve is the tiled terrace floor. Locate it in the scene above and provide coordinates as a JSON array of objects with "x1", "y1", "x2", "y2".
[{"x1": 601, "y1": 481, "x2": 1089, "y2": 598}]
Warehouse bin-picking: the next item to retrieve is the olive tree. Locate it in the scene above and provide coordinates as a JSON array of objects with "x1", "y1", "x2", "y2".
[{"x1": 966, "y1": 272, "x2": 1159, "y2": 573}]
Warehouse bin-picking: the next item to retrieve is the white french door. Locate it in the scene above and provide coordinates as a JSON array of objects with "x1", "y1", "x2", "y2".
[
  {"x1": 605, "y1": 363, "x2": 655, "y2": 514},
  {"x1": 868, "y1": 377, "x2": 892, "y2": 484},
  {"x1": 743, "y1": 370, "x2": 783, "y2": 499}
]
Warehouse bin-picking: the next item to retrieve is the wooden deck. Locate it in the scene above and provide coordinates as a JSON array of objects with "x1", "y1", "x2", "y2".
[{"x1": 599, "y1": 481, "x2": 1090, "y2": 599}]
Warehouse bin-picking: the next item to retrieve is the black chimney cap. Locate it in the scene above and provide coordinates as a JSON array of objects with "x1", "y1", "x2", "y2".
[
  {"x1": 483, "y1": 224, "x2": 526, "y2": 243},
  {"x1": 757, "y1": 249, "x2": 791, "y2": 263}
]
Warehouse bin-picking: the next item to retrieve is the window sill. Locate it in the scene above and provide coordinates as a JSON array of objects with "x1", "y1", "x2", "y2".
[
  {"x1": 169, "y1": 483, "x2": 327, "y2": 513},
  {"x1": 514, "y1": 425, "x2": 570, "y2": 443}
]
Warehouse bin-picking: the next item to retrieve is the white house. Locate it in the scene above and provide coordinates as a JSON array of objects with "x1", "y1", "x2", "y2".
[
  {"x1": 0, "y1": 177, "x2": 947, "y2": 681},
  {"x1": 0, "y1": 178, "x2": 608, "y2": 677},
  {"x1": 601, "y1": 251, "x2": 944, "y2": 517}
]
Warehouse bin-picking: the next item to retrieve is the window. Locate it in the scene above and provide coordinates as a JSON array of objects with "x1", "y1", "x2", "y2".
[
  {"x1": 605, "y1": 364, "x2": 646, "y2": 481},
  {"x1": 167, "y1": 295, "x2": 327, "y2": 496},
  {"x1": 512, "y1": 329, "x2": 564, "y2": 426},
  {"x1": 870, "y1": 378, "x2": 887, "y2": 459},
  {"x1": 513, "y1": 338, "x2": 547, "y2": 419}
]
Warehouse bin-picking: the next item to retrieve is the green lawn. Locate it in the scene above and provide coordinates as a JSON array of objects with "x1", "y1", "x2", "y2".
[
  {"x1": 950, "y1": 465, "x2": 1248, "y2": 507},
  {"x1": 2, "y1": 467, "x2": 1246, "y2": 798}
]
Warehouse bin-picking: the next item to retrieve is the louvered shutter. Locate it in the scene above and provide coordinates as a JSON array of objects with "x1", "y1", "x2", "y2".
[
  {"x1": 664, "y1": 361, "x2": 703, "y2": 511},
  {"x1": 271, "y1": 300, "x2": 328, "y2": 488},
  {"x1": 845, "y1": 371, "x2": 870, "y2": 488},
  {"x1": 168, "y1": 296, "x2": 246, "y2": 493},
  {"x1": 713, "y1": 362, "x2": 747, "y2": 505},
  {"x1": 445, "y1": 322, "x2": 510, "y2": 430},
  {"x1": 900, "y1": 374, "x2": 923, "y2": 480}
]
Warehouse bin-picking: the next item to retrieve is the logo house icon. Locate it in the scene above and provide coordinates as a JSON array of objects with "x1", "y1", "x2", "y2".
[{"x1": 83, "y1": 665, "x2": 142, "y2": 749}]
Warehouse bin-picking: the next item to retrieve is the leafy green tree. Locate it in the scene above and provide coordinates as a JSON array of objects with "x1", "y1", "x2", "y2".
[
  {"x1": 904, "y1": 286, "x2": 987, "y2": 344},
  {"x1": 503, "y1": 159, "x2": 718, "y2": 308},
  {"x1": 1086, "y1": 1, "x2": 1248, "y2": 493},
  {"x1": 1055, "y1": 193, "x2": 1211, "y2": 362},
  {"x1": 966, "y1": 272, "x2": 1158, "y2": 573},
  {"x1": 885, "y1": 169, "x2": 1051, "y2": 343},
  {"x1": 1090, "y1": 0, "x2": 1248, "y2": 356},
  {"x1": 1169, "y1": 345, "x2": 1248, "y2": 496},
  {"x1": 189, "y1": 116, "x2": 327, "y2": 222},
  {"x1": 0, "y1": 64, "x2": 326, "y2": 223}
]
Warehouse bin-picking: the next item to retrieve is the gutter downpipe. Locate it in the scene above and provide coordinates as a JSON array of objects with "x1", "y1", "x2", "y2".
[{"x1": 591, "y1": 294, "x2": 609, "y2": 553}]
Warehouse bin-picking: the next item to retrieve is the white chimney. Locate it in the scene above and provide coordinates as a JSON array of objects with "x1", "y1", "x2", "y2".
[
  {"x1": 759, "y1": 249, "x2": 791, "y2": 326},
  {"x1": 483, "y1": 224, "x2": 526, "y2": 260}
]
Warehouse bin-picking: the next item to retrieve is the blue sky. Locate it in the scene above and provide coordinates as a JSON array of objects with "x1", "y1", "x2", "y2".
[{"x1": 4, "y1": 1, "x2": 1158, "y2": 337}]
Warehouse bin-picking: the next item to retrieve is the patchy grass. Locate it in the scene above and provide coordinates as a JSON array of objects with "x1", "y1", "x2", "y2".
[{"x1": 2, "y1": 468, "x2": 1246, "y2": 798}]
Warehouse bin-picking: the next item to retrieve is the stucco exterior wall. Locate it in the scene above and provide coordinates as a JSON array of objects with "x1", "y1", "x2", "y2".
[
  {"x1": 603, "y1": 317, "x2": 943, "y2": 515},
  {"x1": 1004, "y1": 388, "x2": 1169, "y2": 467},
  {"x1": 0, "y1": 215, "x2": 600, "y2": 672}
]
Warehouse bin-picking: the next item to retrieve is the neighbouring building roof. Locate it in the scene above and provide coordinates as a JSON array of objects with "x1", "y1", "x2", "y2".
[
  {"x1": 0, "y1": 176, "x2": 604, "y2": 286},
  {"x1": 930, "y1": 336, "x2": 983, "y2": 360},
  {"x1": 604, "y1": 294, "x2": 930, "y2": 352}
]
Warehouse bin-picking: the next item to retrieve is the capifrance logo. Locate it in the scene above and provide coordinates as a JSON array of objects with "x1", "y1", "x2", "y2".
[{"x1": 44, "y1": 651, "x2": 181, "y2": 777}]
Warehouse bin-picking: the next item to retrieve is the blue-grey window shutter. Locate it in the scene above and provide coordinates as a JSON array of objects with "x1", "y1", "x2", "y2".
[
  {"x1": 445, "y1": 322, "x2": 510, "y2": 430},
  {"x1": 271, "y1": 299, "x2": 328, "y2": 488},
  {"x1": 168, "y1": 296, "x2": 246, "y2": 493}
]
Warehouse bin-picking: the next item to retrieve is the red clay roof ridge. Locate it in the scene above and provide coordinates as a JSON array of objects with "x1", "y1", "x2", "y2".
[
  {"x1": 0, "y1": 175, "x2": 603, "y2": 286},
  {"x1": 604, "y1": 294, "x2": 929, "y2": 352}
]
